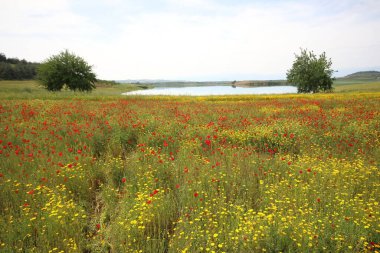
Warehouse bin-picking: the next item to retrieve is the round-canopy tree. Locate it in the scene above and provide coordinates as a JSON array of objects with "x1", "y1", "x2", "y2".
[
  {"x1": 38, "y1": 50, "x2": 96, "y2": 91},
  {"x1": 287, "y1": 48, "x2": 334, "y2": 93}
]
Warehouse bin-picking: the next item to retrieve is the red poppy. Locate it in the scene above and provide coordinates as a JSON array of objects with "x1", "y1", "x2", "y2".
[
  {"x1": 96, "y1": 224, "x2": 101, "y2": 230},
  {"x1": 121, "y1": 177, "x2": 126, "y2": 183},
  {"x1": 175, "y1": 184, "x2": 180, "y2": 189},
  {"x1": 194, "y1": 192, "x2": 199, "y2": 197}
]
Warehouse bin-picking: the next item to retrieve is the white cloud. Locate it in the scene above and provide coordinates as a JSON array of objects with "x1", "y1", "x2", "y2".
[
  {"x1": 0, "y1": 0, "x2": 99, "y2": 61},
  {"x1": 1, "y1": 0, "x2": 379, "y2": 80}
]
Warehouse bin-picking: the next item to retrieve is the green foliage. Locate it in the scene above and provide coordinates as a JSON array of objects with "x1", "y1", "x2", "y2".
[
  {"x1": 0, "y1": 53, "x2": 7, "y2": 62},
  {"x1": 287, "y1": 48, "x2": 334, "y2": 93},
  {"x1": 37, "y1": 50, "x2": 96, "y2": 91},
  {"x1": 0, "y1": 53, "x2": 39, "y2": 80}
]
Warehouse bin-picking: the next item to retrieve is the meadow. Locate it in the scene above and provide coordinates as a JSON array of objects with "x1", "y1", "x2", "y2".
[{"x1": 0, "y1": 81, "x2": 379, "y2": 252}]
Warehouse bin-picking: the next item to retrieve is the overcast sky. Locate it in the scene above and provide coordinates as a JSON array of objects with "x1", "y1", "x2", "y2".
[{"x1": 1, "y1": 0, "x2": 379, "y2": 81}]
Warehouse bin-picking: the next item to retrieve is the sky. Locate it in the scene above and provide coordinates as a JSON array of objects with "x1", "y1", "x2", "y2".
[{"x1": 1, "y1": 0, "x2": 379, "y2": 81}]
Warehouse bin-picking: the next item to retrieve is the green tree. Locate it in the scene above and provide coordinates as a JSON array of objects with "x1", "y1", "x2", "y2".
[
  {"x1": 0, "y1": 53, "x2": 6, "y2": 62},
  {"x1": 37, "y1": 50, "x2": 96, "y2": 91},
  {"x1": 287, "y1": 48, "x2": 334, "y2": 93},
  {"x1": 0, "y1": 53, "x2": 38, "y2": 80}
]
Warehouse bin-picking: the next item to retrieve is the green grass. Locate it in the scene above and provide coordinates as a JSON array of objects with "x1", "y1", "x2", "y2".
[
  {"x1": 0, "y1": 80, "x2": 140, "y2": 99},
  {"x1": 334, "y1": 82, "x2": 380, "y2": 92},
  {"x1": 0, "y1": 80, "x2": 42, "y2": 92},
  {"x1": 332, "y1": 76, "x2": 380, "y2": 92},
  {"x1": 334, "y1": 79, "x2": 379, "y2": 86},
  {"x1": 2, "y1": 79, "x2": 380, "y2": 101}
]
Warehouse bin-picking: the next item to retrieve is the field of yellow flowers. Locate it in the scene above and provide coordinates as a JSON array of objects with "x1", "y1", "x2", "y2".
[{"x1": 0, "y1": 93, "x2": 379, "y2": 252}]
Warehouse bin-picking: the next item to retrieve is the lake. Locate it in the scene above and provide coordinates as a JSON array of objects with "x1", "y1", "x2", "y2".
[{"x1": 122, "y1": 85, "x2": 297, "y2": 96}]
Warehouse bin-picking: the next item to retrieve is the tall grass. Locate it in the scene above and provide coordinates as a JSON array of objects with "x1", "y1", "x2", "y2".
[{"x1": 0, "y1": 89, "x2": 379, "y2": 252}]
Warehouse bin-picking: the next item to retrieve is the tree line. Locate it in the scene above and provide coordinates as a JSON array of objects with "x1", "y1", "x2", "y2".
[{"x1": 0, "y1": 53, "x2": 39, "y2": 80}]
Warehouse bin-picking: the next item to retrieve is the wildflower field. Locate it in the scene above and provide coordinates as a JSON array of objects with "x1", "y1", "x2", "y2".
[{"x1": 0, "y1": 93, "x2": 379, "y2": 252}]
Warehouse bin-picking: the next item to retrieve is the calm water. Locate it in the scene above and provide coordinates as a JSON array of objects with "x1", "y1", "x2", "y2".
[{"x1": 122, "y1": 86, "x2": 297, "y2": 96}]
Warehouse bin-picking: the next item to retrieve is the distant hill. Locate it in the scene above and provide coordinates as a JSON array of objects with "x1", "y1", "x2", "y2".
[
  {"x1": 334, "y1": 71, "x2": 380, "y2": 86},
  {"x1": 342, "y1": 71, "x2": 380, "y2": 80},
  {"x1": 118, "y1": 79, "x2": 181, "y2": 84},
  {"x1": 118, "y1": 80, "x2": 231, "y2": 87},
  {"x1": 117, "y1": 71, "x2": 380, "y2": 88}
]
